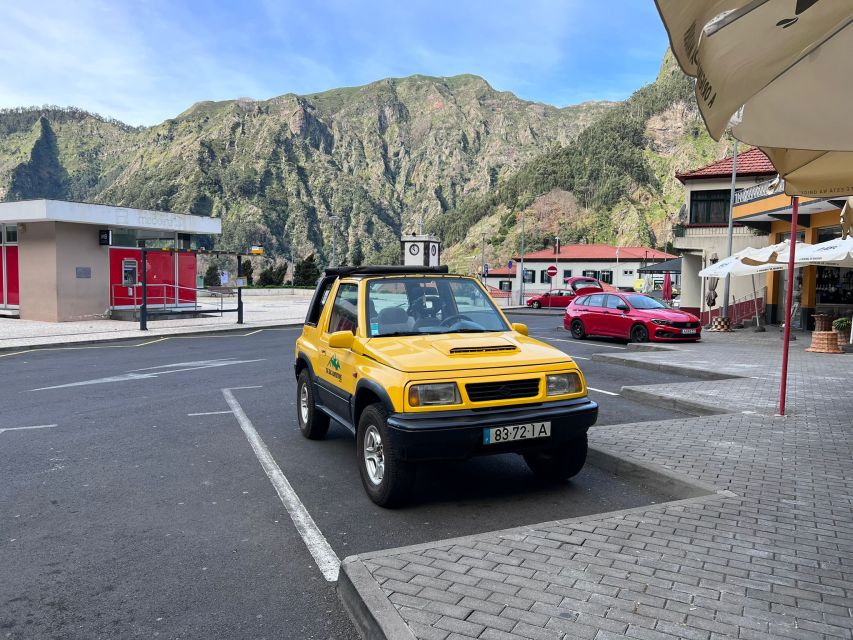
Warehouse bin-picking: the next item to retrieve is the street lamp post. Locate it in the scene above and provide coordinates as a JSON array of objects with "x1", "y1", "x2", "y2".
[
  {"x1": 722, "y1": 140, "x2": 739, "y2": 319},
  {"x1": 481, "y1": 233, "x2": 486, "y2": 284}
]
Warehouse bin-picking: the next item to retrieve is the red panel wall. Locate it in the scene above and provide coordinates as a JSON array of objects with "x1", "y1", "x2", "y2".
[
  {"x1": 177, "y1": 252, "x2": 197, "y2": 303},
  {"x1": 0, "y1": 247, "x2": 5, "y2": 306},
  {"x1": 5, "y1": 246, "x2": 18, "y2": 306},
  {"x1": 109, "y1": 248, "x2": 197, "y2": 307}
]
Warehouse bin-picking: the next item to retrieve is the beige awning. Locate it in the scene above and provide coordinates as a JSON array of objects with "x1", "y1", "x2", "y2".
[{"x1": 655, "y1": 0, "x2": 853, "y2": 196}]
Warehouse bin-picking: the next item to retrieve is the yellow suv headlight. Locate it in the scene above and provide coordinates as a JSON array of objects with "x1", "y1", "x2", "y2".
[
  {"x1": 546, "y1": 373, "x2": 582, "y2": 396},
  {"x1": 408, "y1": 383, "x2": 461, "y2": 407}
]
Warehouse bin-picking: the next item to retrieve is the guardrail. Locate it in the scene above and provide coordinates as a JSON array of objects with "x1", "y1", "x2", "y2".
[{"x1": 110, "y1": 282, "x2": 244, "y2": 330}]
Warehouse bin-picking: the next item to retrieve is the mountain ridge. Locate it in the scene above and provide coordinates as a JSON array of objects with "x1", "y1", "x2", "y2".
[{"x1": 0, "y1": 73, "x2": 616, "y2": 265}]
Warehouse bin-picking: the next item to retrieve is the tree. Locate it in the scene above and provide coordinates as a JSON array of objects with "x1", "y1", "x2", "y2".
[
  {"x1": 203, "y1": 263, "x2": 220, "y2": 287},
  {"x1": 240, "y1": 259, "x2": 254, "y2": 285},
  {"x1": 294, "y1": 254, "x2": 321, "y2": 286}
]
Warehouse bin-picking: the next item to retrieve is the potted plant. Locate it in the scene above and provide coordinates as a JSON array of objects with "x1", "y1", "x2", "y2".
[{"x1": 832, "y1": 316, "x2": 852, "y2": 348}]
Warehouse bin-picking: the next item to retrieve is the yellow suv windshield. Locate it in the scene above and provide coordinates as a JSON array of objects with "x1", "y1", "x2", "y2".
[{"x1": 366, "y1": 277, "x2": 509, "y2": 337}]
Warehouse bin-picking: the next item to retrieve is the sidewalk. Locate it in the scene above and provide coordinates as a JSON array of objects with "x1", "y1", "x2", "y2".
[
  {"x1": 0, "y1": 292, "x2": 311, "y2": 350},
  {"x1": 339, "y1": 330, "x2": 853, "y2": 640}
]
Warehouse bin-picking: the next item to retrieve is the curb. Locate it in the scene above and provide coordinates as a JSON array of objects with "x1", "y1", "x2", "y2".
[
  {"x1": 0, "y1": 321, "x2": 303, "y2": 354},
  {"x1": 620, "y1": 385, "x2": 730, "y2": 416},
  {"x1": 336, "y1": 446, "x2": 734, "y2": 639},
  {"x1": 338, "y1": 556, "x2": 417, "y2": 640},
  {"x1": 591, "y1": 352, "x2": 741, "y2": 381}
]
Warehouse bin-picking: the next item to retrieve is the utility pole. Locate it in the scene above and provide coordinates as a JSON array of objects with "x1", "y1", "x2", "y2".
[
  {"x1": 519, "y1": 210, "x2": 525, "y2": 305},
  {"x1": 722, "y1": 140, "x2": 739, "y2": 320},
  {"x1": 554, "y1": 236, "x2": 560, "y2": 292},
  {"x1": 481, "y1": 233, "x2": 486, "y2": 284}
]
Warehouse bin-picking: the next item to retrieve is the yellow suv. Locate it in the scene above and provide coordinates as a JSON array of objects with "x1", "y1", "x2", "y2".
[{"x1": 294, "y1": 266, "x2": 598, "y2": 506}]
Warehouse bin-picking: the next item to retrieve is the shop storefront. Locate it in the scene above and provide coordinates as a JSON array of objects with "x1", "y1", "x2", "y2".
[{"x1": 733, "y1": 187, "x2": 849, "y2": 329}]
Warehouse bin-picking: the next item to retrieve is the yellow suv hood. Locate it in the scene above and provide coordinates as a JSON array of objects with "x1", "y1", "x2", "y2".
[{"x1": 363, "y1": 332, "x2": 571, "y2": 373}]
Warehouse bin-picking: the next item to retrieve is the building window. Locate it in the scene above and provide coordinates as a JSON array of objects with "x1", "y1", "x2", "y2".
[
  {"x1": 562, "y1": 269, "x2": 572, "y2": 280},
  {"x1": 540, "y1": 270, "x2": 551, "y2": 284},
  {"x1": 622, "y1": 269, "x2": 634, "y2": 276},
  {"x1": 689, "y1": 189, "x2": 730, "y2": 224},
  {"x1": 5, "y1": 225, "x2": 18, "y2": 243},
  {"x1": 582, "y1": 270, "x2": 599, "y2": 279},
  {"x1": 522, "y1": 269, "x2": 535, "y2": 283},
  {"x1": 600, "y1": 270, "x2": 613, "y2": 284},
  {"x1": 499, "y1": 280, "x2": 512, "y2": 291}
]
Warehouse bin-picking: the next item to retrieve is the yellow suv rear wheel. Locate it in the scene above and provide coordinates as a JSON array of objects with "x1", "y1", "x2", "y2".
[
  {"x1": 357, "y1": 404, "x2": 415, "y2": 507},
  {"x1": 297, "y1": 370, "x2": 330, "y2": 440}
]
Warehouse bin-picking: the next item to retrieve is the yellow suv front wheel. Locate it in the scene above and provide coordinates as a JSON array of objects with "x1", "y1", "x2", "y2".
[{"x1": 357, "y1": 404, "x2": 415, "y2": 507}]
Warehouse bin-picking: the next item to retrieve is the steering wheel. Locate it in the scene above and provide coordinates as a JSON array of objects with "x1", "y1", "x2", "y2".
[{"x1": 440, "y1": 314, "x2": 474, "y2": 327}]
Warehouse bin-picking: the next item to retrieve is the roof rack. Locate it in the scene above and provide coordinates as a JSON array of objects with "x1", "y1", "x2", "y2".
[{"x1": 324, "y1": 265, "x2": 450, "y2": 277}]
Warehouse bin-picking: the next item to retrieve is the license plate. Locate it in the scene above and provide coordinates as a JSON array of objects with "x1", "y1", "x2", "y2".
[
  {"x1": 483, "y1": 421, "x2": 551, "y2": 445},
  {"x1": 681, "y1": 328, "x2": 697, "y2": 334}
]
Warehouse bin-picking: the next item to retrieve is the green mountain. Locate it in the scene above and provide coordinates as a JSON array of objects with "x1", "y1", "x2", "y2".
[
  {"x1": 436, "y1": 53, "x2": 736, "y2": 273},
  {"x1": 0, "y1": 76, "x2": 614, "y2": 265}
]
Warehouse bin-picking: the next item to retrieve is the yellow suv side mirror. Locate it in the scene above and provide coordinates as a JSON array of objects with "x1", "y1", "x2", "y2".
[
  {"x1": 512, "y1": 323, "x2": 528, "y2": 336},
  {"x1": 328, "y1": 331, "x2": 355, "y2": 349}
]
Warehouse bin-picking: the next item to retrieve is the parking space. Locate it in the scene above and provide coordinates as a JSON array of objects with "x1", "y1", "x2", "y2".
[{"x1": 0, "y1": 321, "x2": 701, "y2": 639}]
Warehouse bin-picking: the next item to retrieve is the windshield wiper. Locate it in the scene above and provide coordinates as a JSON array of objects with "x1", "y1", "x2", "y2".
[
  {"x1": 450, "y1": 328, "x2": 493, "y2": 333},
  {"x1": 373, "y1": 331, "x2": 422, "y2": 337}
]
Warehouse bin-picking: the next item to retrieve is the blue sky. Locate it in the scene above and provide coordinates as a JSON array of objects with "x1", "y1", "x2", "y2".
[{"x1": 0, "y1": 1, "x2": 669, "y2": 126}]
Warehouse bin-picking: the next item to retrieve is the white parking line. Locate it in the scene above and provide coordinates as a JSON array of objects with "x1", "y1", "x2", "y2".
[
  {"x1": 187, "y1": 410, "x2": 234, "y2": 417},
  {"x1": 588, "y1": 387, "x2": 619, "y2": 396},
  {"x1": 530, "y1": 334, "x2": 626, "y2": 350},
  {"x1": 222, "y1": 387, "x2": 340, "y2": 582},
  {"x1": 0, "y1": 424, "x2": 58, "y2": 435}
]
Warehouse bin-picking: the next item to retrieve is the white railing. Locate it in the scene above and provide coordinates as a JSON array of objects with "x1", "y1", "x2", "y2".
[
  {"x1": 110, "y1": 284, "x2": 230, "y2": 315},
  {"x1": 735, "y1": 178, "x2": 784, "y2": 205}
]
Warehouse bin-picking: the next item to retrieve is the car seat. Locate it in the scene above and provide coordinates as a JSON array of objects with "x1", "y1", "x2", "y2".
[{"x1": 377, "y1": 306, "x2": 413, "y2": 335}]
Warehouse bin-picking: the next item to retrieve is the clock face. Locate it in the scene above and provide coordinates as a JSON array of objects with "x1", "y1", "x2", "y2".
[{"x1": 409, "y1": 244, "x2": 420, "y2": 255}]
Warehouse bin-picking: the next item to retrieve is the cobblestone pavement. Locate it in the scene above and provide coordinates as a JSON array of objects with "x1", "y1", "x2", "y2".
[
  {"x1": 597, "y1": 330, "x2": 853, "y2": 419},
  {"x1": 342, "y1": 331, "x2": 853, "y2": 640}
]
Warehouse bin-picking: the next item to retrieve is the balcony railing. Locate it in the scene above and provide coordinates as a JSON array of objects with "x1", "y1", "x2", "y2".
[{"x1": 734, "y1": 177, "x2": 784, "y2": 205}]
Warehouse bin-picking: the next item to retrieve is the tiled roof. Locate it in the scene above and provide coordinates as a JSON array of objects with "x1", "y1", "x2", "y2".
[
  {"x1": 516, "y1": 244, "x2": 675, "y2": 262},
  {"x1": 676, "y1": 148, "x2": 777, "y2": 183},
  {"x1": 486, "y1": 266, "x2": 516, "y2": 276}
]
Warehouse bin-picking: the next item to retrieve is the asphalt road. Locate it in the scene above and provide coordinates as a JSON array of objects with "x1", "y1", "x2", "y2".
[{"x1": 0, "y1": 312, "x2": 696, "y2": 639}]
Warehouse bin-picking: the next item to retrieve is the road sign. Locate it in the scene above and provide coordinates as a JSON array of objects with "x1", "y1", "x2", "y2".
[
  {"x1": 508, "y1": 260, "x2": 513, "y2": 269},
  {"x1": 546, "y1": 265, "x2": 558, "y2": 277},
  {"x1": 483, "y1": 264, "x2": 489, "y2": 276}
]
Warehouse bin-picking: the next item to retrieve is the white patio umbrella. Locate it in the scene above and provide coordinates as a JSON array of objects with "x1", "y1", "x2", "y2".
[
  {"x1": 789, "y1": 235, "x2": 853, "y2": 267},
  {"x1": 655, "y1": 2, "x2": 853, "y2": 195},
  {"x1": 697, "y1": 241, "x2": 798, "y2": 278}
]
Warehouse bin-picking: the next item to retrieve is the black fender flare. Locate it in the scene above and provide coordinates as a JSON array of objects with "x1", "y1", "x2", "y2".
[
  {"x1": 352, "y1": 378, "x2": 395, "y2": 425},
  {"x1": 294, "y1": 352, "x2": 315, "y2": 380}
]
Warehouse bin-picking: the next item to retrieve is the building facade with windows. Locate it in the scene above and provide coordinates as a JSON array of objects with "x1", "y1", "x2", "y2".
[
  {"x1": 0, "y1": 199, "x2": 220, "y2": 322},
  {"x1": 673, "y1": 148, "x2": 777, "y2": 317},
  {"x1": 486, "y1": 244, "x2": 673, "y2": 304}
]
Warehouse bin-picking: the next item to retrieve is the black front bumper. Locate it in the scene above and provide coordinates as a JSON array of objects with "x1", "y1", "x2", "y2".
[{"x1": 385, "y1": 397, "x2": 598, "y2": 461}]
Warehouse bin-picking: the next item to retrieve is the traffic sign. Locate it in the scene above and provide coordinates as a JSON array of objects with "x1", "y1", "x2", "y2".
[
  {"x1": 483, "y1": 264, "x2": 489, "y2": 276},
  {"x1": 546, "y1": 265, "x2": 558, "y2": 277},
  {"x1": 507, "y1": 260, "x2": 513, "y2": 269}
]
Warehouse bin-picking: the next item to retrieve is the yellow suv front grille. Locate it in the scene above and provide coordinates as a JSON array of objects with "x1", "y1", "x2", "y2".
[{"x1": 465, "y1": 378, "x2": 540, "y2": 402}]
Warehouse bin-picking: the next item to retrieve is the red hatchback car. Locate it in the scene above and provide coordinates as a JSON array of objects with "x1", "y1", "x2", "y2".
[
  {"x1": 564, "y1": 292, "x2": 701, "y2": 343},
  {"x1": 526, "y1": 277, "x2": 606, "y2": 309}
]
